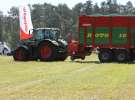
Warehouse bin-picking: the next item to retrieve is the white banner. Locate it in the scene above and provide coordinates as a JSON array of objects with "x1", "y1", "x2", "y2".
[{"x1": 19, "y1": 6, "x2": 33, "y2": 40}]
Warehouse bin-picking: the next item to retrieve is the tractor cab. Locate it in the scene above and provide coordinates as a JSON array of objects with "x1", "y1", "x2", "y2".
[{"x1": 30, "y1": 28, "x2": 61, "y2": 41}]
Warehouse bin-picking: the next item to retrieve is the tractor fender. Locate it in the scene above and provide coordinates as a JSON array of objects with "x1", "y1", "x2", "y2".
[
  {"x1": 38, "y1": 39, "x2": 59, "y2": 47},
  {"x1": 18, "y1": 45, "x2": 29, "y2": 50},
  {"x1": 14, "y1": 45, "x2": 29, "y2": 53}
]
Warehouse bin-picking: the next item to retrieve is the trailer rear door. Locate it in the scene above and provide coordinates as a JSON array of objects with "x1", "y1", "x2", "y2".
[{"x1": 130, "y1": 17, "x2": 135, "y2": 48}]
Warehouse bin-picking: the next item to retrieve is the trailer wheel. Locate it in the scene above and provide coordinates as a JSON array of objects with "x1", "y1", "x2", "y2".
[
  {"x1": 128, "y1": 50, "x2": 135, "y2": 62},
  {"x1": 13, "y1": 48, "x2": 28, "y2": 61},
  {"x1": 39, "y1": 42, "x2": 56, "y2": 61},
  {"x1": 98, "y1": 49, "x2": 113, "y2": 63},
  {"x1": 115, "y1": 50, "x2": 129, "y2": 62}
]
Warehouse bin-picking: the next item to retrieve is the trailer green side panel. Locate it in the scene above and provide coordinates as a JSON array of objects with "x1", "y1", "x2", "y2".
[
  {"x1": 130, "y1": 28, "x2": 135, "y2": 47},
  {"x1": 95, "y1": 27, "x2": 109, "y2": 45},
  {"x1": 86, "y1": 27, "x2": 92, "y2": 45},
  {"x1": 112, "y1": 27, "x2": 128, "y2": 45},
  {"x1": 79, "y1": 27, "x2": 84, "y2": 45}
]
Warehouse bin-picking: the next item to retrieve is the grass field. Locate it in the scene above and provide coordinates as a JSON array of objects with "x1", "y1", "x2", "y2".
[{"x1": 0, "y1": 54, "x2": 135, "y2": 100}]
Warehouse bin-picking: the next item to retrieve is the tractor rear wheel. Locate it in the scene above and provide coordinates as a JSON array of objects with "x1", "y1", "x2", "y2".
[
  {"x1": 60, "y1": 53, "x2": 68, "y2": 61},
  {"x1": 13, "y1": 48, "x2": 28, "y2": 61},
  {"x1": 39, "y1": 42, "x2": 56, "y2": 61},
  {"x1": 56, "y1": 53, "x2": 68, "y2": 61}
]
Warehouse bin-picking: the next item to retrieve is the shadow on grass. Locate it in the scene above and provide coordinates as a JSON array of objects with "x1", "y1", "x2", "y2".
[
  {"x1": 69, "y1": 60, "x2": 135, "y2": 64},
  {"x1": 74, "y1": 61, "x2": 101, "y2": 64}
]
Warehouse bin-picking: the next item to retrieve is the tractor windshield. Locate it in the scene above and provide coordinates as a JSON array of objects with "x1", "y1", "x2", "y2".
[{"x1": 32, "y1": 28, "x2": 60, "y2": 41}]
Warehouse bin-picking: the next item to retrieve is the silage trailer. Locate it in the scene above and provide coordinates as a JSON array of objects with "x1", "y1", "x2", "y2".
[{"x1": 69, "y1": 15, "x2": 135, "y2": 62}]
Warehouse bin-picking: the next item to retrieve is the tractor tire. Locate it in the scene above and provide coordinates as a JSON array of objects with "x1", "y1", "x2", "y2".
[
  {"x1": 39, "y1": 42, "x2": 56, "y2": 61},
  {"x1": 56, "y1": 53, "x2": 68, "y2": 61},
  {"x1": 98, "y1": 49, "x2": 113, "y2": 63},
  {"x1": 13, "y1": 48, "x2": 28, "y2": 61},
  {"x1": 115, "y1": 50, "x2": 129, "y2": 62}
]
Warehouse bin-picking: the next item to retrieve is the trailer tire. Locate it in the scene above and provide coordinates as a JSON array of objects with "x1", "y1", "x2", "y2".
[
  {"x1": 98, "y1": 49, "x2": 113, "y2": 63},
  {"x1": 129, "y1": 50, "x2": 135, "y2": 62},
  {"x1": 13, "y1": 48, "x2": 28, "y2": 61},
  {"x1": 39, "y1": 42, "x2": 56, "y2": 61},
  {"x1": 115, "y1": 50, "x2": 129, "y2": 62}
]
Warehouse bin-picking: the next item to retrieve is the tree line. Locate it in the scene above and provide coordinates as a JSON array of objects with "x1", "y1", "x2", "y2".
[{"x1": 0, "y1": 0, "x2": 134, "y2": 49}]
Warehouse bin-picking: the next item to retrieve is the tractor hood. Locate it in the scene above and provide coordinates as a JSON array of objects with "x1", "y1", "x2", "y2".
[{"x1": 58, "y1": 39, "x2": 68, "y2": 48}]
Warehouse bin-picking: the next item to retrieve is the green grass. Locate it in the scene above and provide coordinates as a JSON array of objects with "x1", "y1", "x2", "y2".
[{"x1": 0, "y1": 54, "x2": 135, "y2": 100}]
